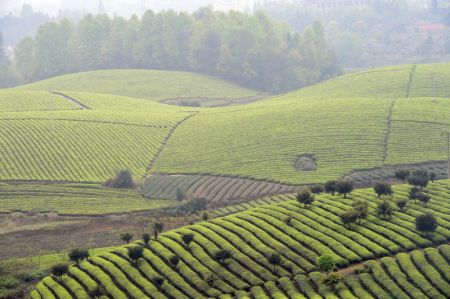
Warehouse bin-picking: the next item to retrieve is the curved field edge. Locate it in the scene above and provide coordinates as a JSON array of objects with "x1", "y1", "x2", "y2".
[
  {"x1": 30, "y1": 179, "x2": 450, "y2": 298},
  {"x1": 14, "y1": 69, "x2": 260, "y2": 102}
]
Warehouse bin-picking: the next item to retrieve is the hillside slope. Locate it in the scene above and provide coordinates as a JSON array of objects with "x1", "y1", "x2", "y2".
[
  {"x1": 151, "y1": 63, "x2": 450, "y2": 184},
  {"x1": 31, "y1": 180, "x2": 450, "y2": 298},
  {"x1": 15, "y1": 69, "x2": 259, "y2": 103}
]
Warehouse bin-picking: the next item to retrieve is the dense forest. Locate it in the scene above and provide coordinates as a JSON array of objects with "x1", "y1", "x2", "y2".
[{"x1": 4, "y1": 8, "x2": 339, "y2": 92}]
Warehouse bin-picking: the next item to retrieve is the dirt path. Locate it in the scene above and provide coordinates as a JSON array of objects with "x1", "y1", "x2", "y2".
[{"x1": 51, "y1": 91, "x2": 90, "y2": 110}]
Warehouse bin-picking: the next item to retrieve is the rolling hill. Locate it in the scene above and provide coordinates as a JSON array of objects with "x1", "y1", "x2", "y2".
[
  {"x1": 15, "y1": 69, "x2": 259, "y2": 104},
  {"x1": 151, "y1": 64, "x2": 450, "y2": 184},
  {"x1": 0, "y1": 64, "x2": 448, "y2": 209},
  {"x1": 30, "y1": 180, "x2": 450, "y2": 298}
]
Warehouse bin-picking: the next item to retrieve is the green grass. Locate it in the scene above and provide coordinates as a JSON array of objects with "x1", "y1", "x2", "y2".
[
  {"x1": 30, "y1": 180, "x2": 450, "y2": 298},
  {"x1": 16, "y1": 69, "x2": 259, "y2": 102},
  {"x1": 0, "y1": 183, "x2": 177, "y2": 215}
]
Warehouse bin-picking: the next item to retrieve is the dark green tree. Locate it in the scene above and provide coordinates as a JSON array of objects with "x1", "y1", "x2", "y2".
[
  {"x1": 153, "y1": 222, "x2": 164, "y2": 239},
  {"x1": 310, "y1": 184, "x2": 324, "y2": 194},
  {"x1": 324, "y1": 180, "x2": 337, "y2": 195},
  {"x1": 51, "y1": 263, "x2": 69, "y2": 281},
  {"x1": 128, "y1": 246, "x2": 144, "y2": 265},
  {"x1": 394, "y1": 169, "x2": 410, "y2": 183},
  {"x1": 318, "y1": 255, "x2": 336, "y2": 272},
  {"x1": 120, "y1": 232, "x2": 133, "y2": 244},
  {"x1": 69, "y1": 248, "x2": 89, "y2": 265},
  {"x1": 296, "y1": 188, "x2": 315, "y2": 208},
  {"x1": 336, "y1": 181, "x2": 353, "y2": 198},
  {"x1": 376, "y1": 200, "x2": 393, "y2": 220},
  {"x1": 268, "y1": 253, "x2": 282, "y2": 273},
  {"x1": 373, "y1": 182, "x2": 393, "y2": 198},
  {"x1": 214, "y1": 249, "x2": 232, "y2": 265},
  {"x1": 416, "y1": 213, "x2": 437, "y2": 237},
  {"x1": 181, "y1": 233, "x2": 195, "y2": 250},
  {"x1": 396, "y1": 198, "x2": 408, "y2": 212}
]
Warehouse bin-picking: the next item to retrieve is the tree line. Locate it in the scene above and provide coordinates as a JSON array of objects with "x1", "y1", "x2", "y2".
[{"x1": 7, "y1": 8, "x2": 340, "y2": 92}]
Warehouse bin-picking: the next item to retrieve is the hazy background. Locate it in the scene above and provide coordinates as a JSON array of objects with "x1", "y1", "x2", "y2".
[
  {"x1": 0, "y1": 0, "x2": 449, "y2": 89},
  {"x1": 0, "y1": 0, "x2": 255, "y2": 16}
]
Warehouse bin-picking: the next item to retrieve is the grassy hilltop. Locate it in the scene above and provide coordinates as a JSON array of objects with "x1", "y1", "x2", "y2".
[{"x1": 15, "y1": 69, "x2": 259, "y2": 102}]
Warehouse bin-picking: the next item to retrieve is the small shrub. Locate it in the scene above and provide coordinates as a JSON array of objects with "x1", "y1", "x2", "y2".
[
  {"x1": 176, "y1": 188, "x2": 186, "y2": 201},
  {"x1": 182, "y1": 233, "x2": 195, "y2": 250},
  {"x1": 153, "y1": 222, "x2": 164, "y2": 239},
  {"x1": 215, "y1": 249, "x2": 232, "y2": 265},
  {"x1": 418, "y1": 192, "x2": 431, "y2": 206},
  {"x1": 268, "y1": 253, "x2": 282, "y2": 272},
  {"x1": 104, "y1": 169, "x2": 135, "y2": 188},
  {"x1": 169, "y1": 256, "x2": 180, "y2": 269},
  {"x1": 318, "y1": 255, "x2": 336, "y2": 272},
  {"x1": 322, "y1": 272, "x2": 344, "y2": 291},
  {"x1": 142, "y1": 233, "x2": 151, "y2": 246},
  {"x1": 340, "y1": 209, "x2": 359, "y2": 229},
  {"x1": 0, "y1": 277, "x2": 19, "y2": 289}
]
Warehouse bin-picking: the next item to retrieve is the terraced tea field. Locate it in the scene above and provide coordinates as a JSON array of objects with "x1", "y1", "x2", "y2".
[
  {"x1": 0, "y1": 183, "x2": 177, "y2": 215},
  {"x1": 142, "y1": 174, "x2": 299, "y2": 205},
  {"x1": 16, "y1": 69, "x2": 259, "y2": 103},
  {"x1": 152, "y1": 63, "x2": 450, "y2": 184},
  {"x1": 0, "y1": 90, "x2": 81, "y2": 112},
  {"x1": 30, "y1": 180, "x2": 450, "y2": 298}
]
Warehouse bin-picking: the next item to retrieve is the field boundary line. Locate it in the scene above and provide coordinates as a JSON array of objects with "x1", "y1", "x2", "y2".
[
  {"x1": 0, "y1": 116, "x2": 173, "y2": 129},
  {"x1": 391, "y1": 119, "x2": 450, "y2": 126},
  {"x1": 51, "y1": 91, "x2": 91, "y2": 110},
  {"x1": 147, "y1": 111, "x2": 200, "y2": 172},
  {"x1": 383, "y1": 98, "x2": 397, "y2": 163},
  {"x1": 405, "y1": 64, "x2": 417, "y2": 98}
]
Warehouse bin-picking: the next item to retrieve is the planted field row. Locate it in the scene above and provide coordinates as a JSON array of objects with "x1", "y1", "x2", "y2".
[
  {"x1": 0, "y1": 90, "x2": 80, "y2": 112},
  {"x1": 0, "y1": 109, "x2": 191, "y2": 128},
  {"x1": 0, "y1": 119, "x2": 170, "y2": 182},
  {"x1": 30, "y1": 244, "x2": 450, "y2": 298},
  {"x1": 32, "y1": 180, "x2": 450, "y2": 298},
  {"x1": 18, "y1": 69, "x2": 258, "y2": 102},
  {"x1": 409, "y1": 64, "x2": 450, "y2": 98},
  {"x1": 153, "y1": 97, "x2": 390, "y2": 184},
  {"x1": 142, "y1": 174, "x2": 299, "y2": 204},
  {"x1": 0, "y1": 182, "x2": 177, "y2": 215}
]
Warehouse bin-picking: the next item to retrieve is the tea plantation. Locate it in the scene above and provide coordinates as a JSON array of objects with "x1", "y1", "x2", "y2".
[
  {"x1": 30, "y1": 180, "x2": 450, "y2": 298},
  {"x1": 15, "y1": 69, "x2": 258, "y2": 102}
]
